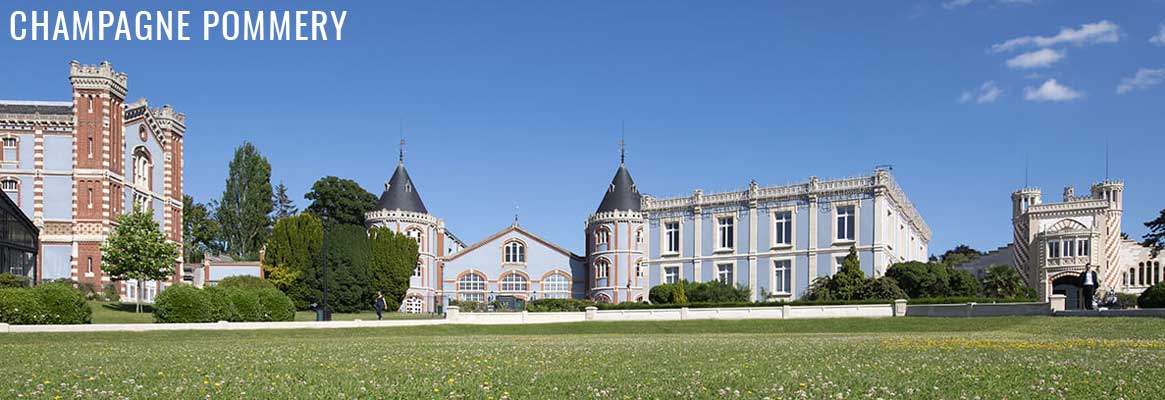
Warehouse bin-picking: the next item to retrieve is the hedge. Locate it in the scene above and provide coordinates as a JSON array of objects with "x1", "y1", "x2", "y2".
[
  {"x1": 34, "y1": 283, "x2": 92, "y2": 324},
  {"x1": 217, "y1": 275, "x2": 277, "y2": 290},
  {"x1": 0, "y1": 288, "x2": 47, "y2": 324},
  {"x1": 1138, "y1": 282, "x2": 1165, "y2": 309},
  {"x1": 0, "y1": 284, "x2": 92, "y2": 325},
  {"x1": 526, "y1": 298, "x2": 595, "y2": 312},
  {"x1": 153, "y1": 285, "x2": 296, "y2": 323}
]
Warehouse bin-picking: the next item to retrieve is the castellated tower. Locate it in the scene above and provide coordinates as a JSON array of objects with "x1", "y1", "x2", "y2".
[
  {"x1": 1010, "y1": 187, "x2": 1042, "y2": 285},
  {"x1": 1091, "y1": 180, "x2": 1124, "y2": 288},
  {"x1": 584, "y1": 150, "x2": 645, "y2": 304}
]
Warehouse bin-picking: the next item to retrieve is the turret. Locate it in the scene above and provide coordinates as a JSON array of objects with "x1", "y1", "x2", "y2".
[
  {"x1": 585, "y1": 141, "x2": 646, "y2": 304},
  {"x1": 1091, "y1": 180, "x2": 1124, "y2": 211},
  {"x1": 1011, "y1": 187, "x2": 1041, "y2": 218}
]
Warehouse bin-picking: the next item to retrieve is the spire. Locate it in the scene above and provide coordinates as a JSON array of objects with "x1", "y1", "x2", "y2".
[
  {"x1": 619, "y1": 121, "x2": 626, "y2": 164},
  {"x1": 399, "y1": 137, "x2": 405, "y2": 164},
  {"x1": 375, "y1": 140, "x2": 428, "y2": 213},
  {"x1": 595, "y1": 137, "x2": 641, "y2": 213}
]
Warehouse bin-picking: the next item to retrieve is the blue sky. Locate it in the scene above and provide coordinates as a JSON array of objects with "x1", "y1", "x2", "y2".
[{"x1": 2, "y1": 1, "x2": 1163, "y2": 256}]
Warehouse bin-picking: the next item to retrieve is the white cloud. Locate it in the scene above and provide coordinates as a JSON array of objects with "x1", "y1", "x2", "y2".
[
  {"x1": 1151, "y1": 24, "x2": 1165, "y2": 46},
  {"x1": 1006, "y1": 48, "x2": 1065, "y2": 69},
  {"x1": 991, "y1": 20, "x2": 1120, "y2": 53},
  {"x1": 1024, "y1": 79, "x2": 1082, "y2": 102},
  {"x1": 960, "y1": 81, "x2": 1003, "y2": 104},
  {"x1": 1116, "y1": 68, "x2": 1165, "y2": 94}
]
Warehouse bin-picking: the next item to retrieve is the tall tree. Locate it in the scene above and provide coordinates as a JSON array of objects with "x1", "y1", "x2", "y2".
[
  {"x1": 101, "y1": 210, "x2": 181, "y2": 313},
  {"x1": 318, "y1": 224, "x2": 372, "y2": 313},
  {"x1": 304, "y1": 176, "x2": 377, "y2": 227},
  {"x1": 369, "y1": 227, "x2": 419, "y2": 310},
  {"x1": 939, "y1": 244, "x2": 983, "y2": 267},
  {"x1": 264, "y1": 213, "x2": 323, "y2": 309},
  {"x1": 982, "y1": 264, "x2": 1027, "y2": 299},
  {"x1": 272, "y1": 182, "x2": 298, "y2": 221},
  {"x1": 830, "y1": 246, "x2": 867, "y2": 300},
  {"x1": 216, "y1": 142, "x2": 274, "y2": 260},
  {"x1": 182, "y1": 195, "x2": 220, "y2": 263},
  {"x1": 1143, "y1": 209, "x2": 1165, "y2": 257}
]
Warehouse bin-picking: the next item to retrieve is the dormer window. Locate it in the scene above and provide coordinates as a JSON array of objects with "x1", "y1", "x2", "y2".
[{"x1": 503, "y1": 240, "x2": 525, "y2": 263}]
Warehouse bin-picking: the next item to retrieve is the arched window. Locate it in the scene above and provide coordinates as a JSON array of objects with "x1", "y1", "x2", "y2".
[
  {"x1": 2, "y1": 136, "x2": 17, "y2": 162},
  {"x1": 503, "y1": 240, "x2": 525, "y2": 263},
  {"x1": 457, "y1": 273, "x2": 486, "y2": 302},
  {"x1": 413, "y1": 259, "x2": 422, "y2": 277},
  {"x1": 403, "y1": 296, "x2": 423, "y2": 314},
  {"x1": 1130, "y1": 267, "x2": 1137, "y2": 286},
  {"x1": 595, "y1": 227, "x2": 610, "y2": 246},
  {"x1": 133, "y1": 148, "x2": 152, "y2": 190},
  {"x1": 594, "y1": 293, "x2": 612, "y2": 304},
  {"x1": 541, "y1": 273, "x2": 571, "y2": 299},
  {"x1": 1, "y1": 178, "x2": 18, "y2": 205},
  {"x1": 635, "y1": 228, "x2": 644, "y2": 249},
  {"x1": 405, "y1": 227, "x2": 424, "y2": 247},
  {"x1": 1140, "y1": 262, "x2": 1146, "y2": 286},
  {"x1": 594, "y1": 259, "x2": 610, "y2": 279},
  {"x1": 635, "y1": 259, "x2": 646, "y2": 278},
  {"x1": 500, "y1": 273, "x2": 528, "y2": 292}
]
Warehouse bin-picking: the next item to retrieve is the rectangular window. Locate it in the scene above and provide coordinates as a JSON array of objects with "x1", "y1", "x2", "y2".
[
  {"x1": 1048, "y1": 241, "x2": 1061, "y2": 259},
  {"x1": 835, "y1": 256, "x2": 847, "y2": 272},
  {"x1": 459, "y1": 292, "x2": 484, "y2": 302},
  {"x1": 1064, "y1": 240, "x2": 1076, "y2": 258},
  {"x1": 87, "y1": 138, "x2": 93, "y2": 158},
  {"x1": 2, "y1": 137, "x2": 16, "y2": 161},
  {"x1": 413, "y1": 262, "x2": 422, "y2": 277},
  {"x1": 773, "y1": 260, "x2": 791, "y2": 294},
  {"x1": 664, "y1": 222, "x2": 680, "y2": 254},
  {"x1": 86, "y1": 257, "x2": 94, "y2": 274},
  {"x1": 773, "y1": 211, "x2": 792, "y2": 246},
  {"x1": 1079, "y1": 239, "x2": 1091, "y2": 256},
  {"x1": 717, "y1": 216, "x2": 734, "y2": 250},
  {"x1": 664, "y1": 266, "x2": 679, "y2": 284},
  {"x1": 836, "y1": 205, "x2": 855, "y2": 241},
  {"x1": 716, "y1": 264, "x2": 733, "y2": 284}
]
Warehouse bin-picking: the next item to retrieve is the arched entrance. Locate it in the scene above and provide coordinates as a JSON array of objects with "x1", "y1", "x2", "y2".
[{"x1": 1051, "y1": 274, "x2": 1082, "y2": 310}]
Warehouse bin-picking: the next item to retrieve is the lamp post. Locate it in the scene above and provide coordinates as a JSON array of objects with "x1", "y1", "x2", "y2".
[{"x1": 321, "y1": 224, "x2": 331, "y2": 321}]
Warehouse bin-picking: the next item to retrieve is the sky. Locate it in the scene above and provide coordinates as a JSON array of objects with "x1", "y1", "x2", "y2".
[{"x1": 1, "y1": 1, "x2": 1163, "y2": 256}]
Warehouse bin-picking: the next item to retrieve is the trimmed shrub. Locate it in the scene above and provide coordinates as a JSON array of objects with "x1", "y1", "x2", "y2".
[
  {"x1": 256, "y1": 288, "x2": 295, "y2": 321},
  {"x1": 650, "y1": 280, "x2": 750, "y2": 304},
  {"x1": 1114, "y1": 292, "x2": 1139, "y2": 309},
  {"x1": 229, "y1": 289, "x2": 262, "y2": 322},
  {"x1": 0, "y1": 273, "x2": 30, "y2": 288},
  {"x1": 649, "y1": 284, "x2": 676, "y2": 304},
  {"x1": 526, "y1": 298, "x2": 596, "y2": 312},
  {"x1": 857, "y1": 277, "x2": 908, "y2": 300},
  {"x1": 203, "y1": 286, "x2": 239, "y2": 322},
  {"x1": 153, "y1": 285, "x2": 211, "y2": 323},
  {"x1": 217, "y1": 275, "x2": 276, "y2": 290},
  {"x1": 1138, "y1": 282, "x2": 1165, "y2": 309},
  {"x1": 0, "y1": 288, "x2": 46, "y2": 324},
  {"x1": 34, "y1": 283, "x2": 91, "y2": 324},
  {"x1": 449, "y1": 300, "x2": 484, "y2": 312}
]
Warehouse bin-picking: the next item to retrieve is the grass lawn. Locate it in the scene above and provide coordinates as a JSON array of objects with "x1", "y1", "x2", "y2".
[
  {"x1": 87, "y1": 301, "x2": 439, "y2": 324},
  {"x1": 3, "y1": 317, "x2": 1164, "y2": 399}
]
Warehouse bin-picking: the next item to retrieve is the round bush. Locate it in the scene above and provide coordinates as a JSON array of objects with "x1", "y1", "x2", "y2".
[
  {"x1": 256, "y1": 288, "x2": 295, "y2": 321},
  {"x1": 217, "y1": 275, "x2": 276, "y2": 290},
  {"x1": 0, "y1": 288, "x2": 46, "y2": 324},
  {"x1": 202, "y1": 286, "x2": 239, "y2": 322},
  {"x1": 228, "y1": 288, "x2": 262, "y2": 321},
  {"x1": 34, "y1": 283, "x2": 91, "y2": 324},
  {"x1": 0, "y1": 273, "x2": 30, "y2": 288},
  {"x1": 1137, "y1": 282, "x2": 1165, "y2": 309},
  {"x1": 153, "y1": 285, "x2": 211, "y2": 323}
]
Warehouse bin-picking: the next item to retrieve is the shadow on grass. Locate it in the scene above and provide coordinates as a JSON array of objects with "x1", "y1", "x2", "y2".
[{"x1": 100, "y1": 302, "x2": 155, "y2": 313}]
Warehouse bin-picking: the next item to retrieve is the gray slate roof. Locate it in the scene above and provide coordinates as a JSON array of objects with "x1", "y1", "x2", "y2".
[
  {"x1": 0, "y1": 101, "x2": 72, "y2": 115},
  {"x1": 375, "y1": 163, "x2": 428, "y2": 213},
  {"x1": 596, "y1": 163, "x2": 641, "y2": 213}
]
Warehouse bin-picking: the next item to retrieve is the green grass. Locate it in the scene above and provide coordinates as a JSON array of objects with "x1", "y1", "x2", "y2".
[
  {"x1": 3, "y1": 317, "x2": 1164, "y2": 398},
  {"x1": 88, "y1": 301, "x2": 439, "y2": 324}
]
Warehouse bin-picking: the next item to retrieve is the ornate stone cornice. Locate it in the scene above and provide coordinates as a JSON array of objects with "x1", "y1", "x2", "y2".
[
  {"x1": 642, "y1": 169, "x2": 932, "y2": 240},
  {"x1": 586, "y1": 209, "x2": 645, "y2": 226},
  {"x1": 365, "y1": 209, "x2": 441, "y2": 227}
]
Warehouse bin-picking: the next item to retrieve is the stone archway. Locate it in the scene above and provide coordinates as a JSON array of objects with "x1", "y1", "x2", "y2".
[{"x1": 1051, "y1": 274, "x2": 1082, "y2": 310}]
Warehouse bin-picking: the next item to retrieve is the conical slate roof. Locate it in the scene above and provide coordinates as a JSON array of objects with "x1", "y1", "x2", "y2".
[
  {"x1": 375, "y1": 163, "x2": 428, "y2": 213},
  {"x1": 596, "y1": 163, "x2": 641, "y2": 213}
]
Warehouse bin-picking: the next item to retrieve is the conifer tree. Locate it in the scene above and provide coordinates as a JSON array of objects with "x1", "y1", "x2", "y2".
[{"x1": 216, "y1": 142, "x2": 274, "y2": 260}]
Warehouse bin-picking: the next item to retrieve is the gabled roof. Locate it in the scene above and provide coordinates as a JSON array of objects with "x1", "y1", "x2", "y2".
[
  {"x1": 375, "y1": 163, "x2": 428, "y2": 213},
  {"x1": 445, "y1": 223, "x2": 583, "y2": 262},
  {"x1": 595, "y1": 163, "x2": 641, "y2": 213}
]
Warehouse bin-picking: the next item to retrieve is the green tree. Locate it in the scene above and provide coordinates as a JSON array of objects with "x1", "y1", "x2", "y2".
[
  {"x1": 101, "y1": 210, "x2": 181, "y2": 313},
  {"x1": 1142, "y1": 209, "x2": 1165, "y2": 257},
  {"x1": 938, "y1": 244, "x2": 983, "y2": 267},
  {"x1": 857, "y1": 276, "x2": 908, "y2": 300},
  {"x1": 948, "y1": 269, "x2": 982, "y2": 297},
  {"x1": 263, "y1": 213, "x2": 323, "y2": 309},
  {"x1": 216, "y1": 142, "x2": 274, "y2": 260},
  {"x1": 318, "y1": 224, "x2": 372, "y2": 313},
  {"x1": 305, "y1": 176, "x2": 377, "y2": 227},
  {"x1": 272, "y1": 182, "x2": 298, "y2": 221},
  {"x1": 368, "y1": 227, "x2": 419, "y2": 310},
  {"x1": 182, "y1": 195, "x2": 220, "y2": 263},
  {"x1": 830, "y1": 246, "x2": 867, "y2": 300},
  {"x1": 674, "y1": 279, "x2": 688, "y2": 304},
  {"x1": 886, "y1": 261, "x2": 950, "y2": 298},
  {"x1": 982, "y1": 264, "x2": 1027, "y2": 298}
]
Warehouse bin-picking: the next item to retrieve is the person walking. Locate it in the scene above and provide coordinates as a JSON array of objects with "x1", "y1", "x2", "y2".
[
  {"x1": 1079, "y1": 264, "x2": 1099, "y2": 310},
  {"x1": 374, "y1": 291, "x2": 386, "y2": 320}
]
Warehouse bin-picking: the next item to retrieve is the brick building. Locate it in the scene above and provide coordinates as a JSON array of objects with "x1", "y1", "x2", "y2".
[{"x1": 0, "y1": 61, "x2": 184, "y2": 302}]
